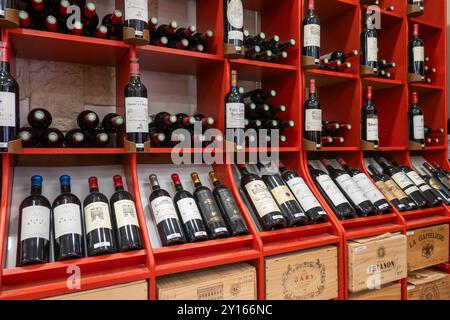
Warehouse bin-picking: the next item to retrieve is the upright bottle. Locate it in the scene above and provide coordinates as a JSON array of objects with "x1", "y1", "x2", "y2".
[
  {"x1": 52, "y1": 175, "x2": 85, "y2": 260},
  {"x1": 209, "y1": 171, "x2": 248, "y2": 236},
  {"x1": 123, "y1": 0, "x2": 148, "y2": 40},
  {"x1": 171, "y1": 173, "x2": 208, "y2": 243},
  {"x1": 360, "y1": 10, "x2": 378, "y2": 71},
  {"x1": 0, "y1": 41, "x2": 19, "y2": 152},
  {"x1": 83, "y1": 177, "x2": 116, "y2": 256},
  {"x1": 302, "y1": 0, "x2": 320, "y2": 63},
  {"x1": 17, "y1": 176, "x2": 51, "y2": 266},
  {"x1": 110, "y1": 175, "x2": 143, "y2": 251},
  {"x1": 304, "y1": 79, "x2": 322, "y2": 148},
  {"x1": 224, "y1": 70, "x2": 245, "y2": 151},
  {"x1": 148, "y1": 174, "x2": 186, "y2": 246},
  {"x1": 408, "y1": 92, "x2": 424, "y2": 147},
  {"x1": 223, "y1": 0, "x2": 244, "y2": 56},
  {"x1": 409, "y1": 24, "x2": 425, "y2": 77},
  {"x1": 361, "y1": 86, "x2": 379, "y2": 148},
  {"x1": 124, "y1": 59, "x2": 149, "y2": 151}
]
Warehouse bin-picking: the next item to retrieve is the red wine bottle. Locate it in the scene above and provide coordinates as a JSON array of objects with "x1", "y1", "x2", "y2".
[
  {"x1": 243, "y1": 88, "x2": 276, "y2": 104},
  {"x1": 193, "y1": 114, "x2": 214, "y2": 128},
  {"x1": 174, "y1": 25, "x2": 196, "y2": 41},
  {"x1": 29, "y1": 0, "x2": 46, "y2": 30},
  {"x1": 303, "y1": 0, "x2": 320, "y2": 62},
  {"x1": 155, "y1": 20, "x2": 178, "y2": 38},
  {"x1": 45, "y1": 14, "x2": 58, "y2": 32},
  {"x1": 361, "y1": 85, "x2": 379, "y2": 147},
  {"x1": 409, "y1": 24, "x2": 425, "y2": 77},
  {"x1": 304, "y1": 79, "x2": 322, "y2": 148},
  {"x1": 168, "y1": 38, "x2": 189, "y2": 50},
  {"x1": 57, "y1": 0, "x2": 70, "y2": 33},
  {"x1": 223, "y1": 0, "x2": 244, "y2": 54},
  {"x1": 237, "y1": 164, "x2": 287, "y2": 230},
  {"x1": 154, "y1": 112, "x2": 177, "y2": 131},
  {"x1": 64, "y1": 128, "x2": 87, "y2": 147},
  {"x1": 80, "y1": 2, "x2": 98, "y2": 36},
  {"x1": 125, "y1": 59, "x2": 149, "y2": 151},
  {"x1": 360, "y1": 10, "x2": 378, "y2": 71},
  {"x1": 171, "y1": 173, "x2": 208, "y2": 243},
  {"x1": 17, "y1": 127, "x2": 40, "y2": 147},
  {"x1": 174, "y1": 113, "x2": 195, "y2": 129},
  {"x1": 409, "y1": 92, "x2": 424, "y2": 147},
  {"x1": 0, "y1": 41, "x2": 19, "y2": 152},
  {"x1": 191, "y1": 30, "x2": 214, "y2": 49},
  {"x1": 19, "y1": 10, "x2": 31, "y2": 28},
  {"x1": 102, "y1": 113, "x2": 124, "y2": 133},
  {"x1": 149, "y1": 174, "x2": 186, "y2": 246},
  {"x1": 191, "y1": 172, "x2": 230, "y2": 239},
  {"x1": 17, "y1": 175, "x2": 51, "y2": 266},
  {"x1": 88, "y1": 128, "x2": 110, "y2": 147},
  {"x1": 71, "y1": 21, "x2": 84, "y2": 36},
  {"x1": 224, "y1": 70, "x2": 245, "y2": 150},
  {"x1": 148, "y1": 128, "x2": 165, "y2": 147},
  {"x1": 110, "y1": 175, "x2": 143, "y2": 251},
  {"x1": 28, "y1": 108, "x2": 52, "y2": 130},
  {"x1": 52, "y1": 175, "x2": 85, "y2": 260},
  {"x1": 42, "y1": 127, "x2": 64, "y2": 147},
  {"x1": 424, "y1": 162, "x2": 450, "y2": 191},
  {"x1": 77, "y1": 110, "x2": 99, "y2": 131},
  {"x1": 83, "y1": 176, "x2": 116, "y2": 256},
  {"x1": 124, "y1": 0, "x2": 149, "y2": 39},
  {"x1": 102, "y1": 9, "x2": 123, "y2": 40},
  {"x1": 399, "y1": 165, "x2": 442, "y2": 207},
  {"x1": 96, "y1": 25, "x2": 108, "y2": 39},
  {"x1": 209, "y1": 171, "x2": 248, "y2": 236}
]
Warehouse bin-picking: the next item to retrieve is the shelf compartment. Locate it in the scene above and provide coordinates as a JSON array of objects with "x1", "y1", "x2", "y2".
[
  {"x1": 230, "y1": 59, "x2": 297, "y2": 82},
  {"x1": 305, "y1": 69, "x2": 358, "y2": 87},
  {"x1": 314, "y1": 0, "x2": 358, "y2": 23},
  {"x1": 401, "y1": 206, "x2": 450, "y2": 229},
  {"x1": 408, "y1": 83, "x2": 445, "y2": 93},
  {"x1": 362, "y1": 77, "x2": 404, "y2": 90},
  {"x1": 17, "y1": 148, "x2": 126, "y2": 155}
]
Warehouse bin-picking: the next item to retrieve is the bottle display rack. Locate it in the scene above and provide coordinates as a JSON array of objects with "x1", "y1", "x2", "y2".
[{"x1": 0, "y1": 0, "x2": 448, "y2": 300}]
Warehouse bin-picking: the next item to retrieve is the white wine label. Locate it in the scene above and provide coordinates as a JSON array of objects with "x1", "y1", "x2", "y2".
[
  {"x1": 228, "y1": 30, "x2": 243, "y2": 41},
  {"x1": 367, "y1": 37, "x2": 378, "y2": 62},
  {"x1": 226, "y1": 102, "x2": 245, "y2": 129},
  {"x1": 125, "y1": 97, "x2": 149, "y2": 133},
  {"x1": 244, "y1": 180, "x2": 280, "y2": 218},
  {"x1": 335, "y1": 174, "x2": 369, "y2": 206},
  {"x1": 114, "y1": 199, "x2": 140, "y2": 229},
  {"x1": 53, "y1": 203, "x2": 82, "y2": 239},
  {"x1": 124, "y1": 0, "x2": 148, "y2": 23},
  {"x1": 366, "y1": 117, "x2": 379, "y2": 141},
  {"x1": 215, "y1": 227, "x2": 228, "y2": 233},
  {"x1": 305, "y1": 109, "x2": 322, "y2": 131},
  {"x1": 316, "y1": 175, "x2": 347, "y2": 206},
  {"x1": 413, "y1": 46, "x2": 425, "y2": 62},
  {"x1": 166, "y1": 233, "x2": 182, "y2": 240},
  {"x1": 352, "y1": 173, "x2": 385, "y2": 204},
  {"x1": 406, "y1": 171, "x2": 426, "y2": 187},
  {"x1": 303, "y1": 24, "x2": 320, "y2": 47},
  {"x1": 94, "y1": 241, "x2": 111, "y2": 249},
  {"x1": 0, "y1": 91, "x2": 16, "y2": 127},
  {"x1": 270, "y1": 185, "x2": 296, "y2": 205},
  {"x1": 227, "y1": 0, "x2": 243, "y2": 29},
  {"x1": 194, "y1": 231, "x2": 208, "y2": 237},
  {"x1": 413, "y1": 115, "x2": 424, "y2": 139},
  {"x1": 392, "y1": 172, "x2": 419, "y2": 195},
  {"x1": 20, "y1": 205, "x2": 50, "y2": 241},
  {"x1": 419, "y1": 184, "x2": 431, "y2": 192},
  {"x1": 176, "y1": 197, "x2": 203, "y2": 224},
  {"x1": 286, "y1": 177, "x2": 321, "y2": 212},
  {"x1": 84, "y1": 201, "x2": 113, "y2": 234},
  {"x1": 150, "y1": 196, "x2": 179, "y2": 225}
]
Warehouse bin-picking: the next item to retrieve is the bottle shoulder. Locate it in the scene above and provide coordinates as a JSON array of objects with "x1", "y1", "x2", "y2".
[
  {"x1": 83, "y1": 191, "x2": 109, "y2": 207},
  {"x1": 20, "y1": 194, "x2": 51, "y2": 209},
  {"x1": 52, "y1": 192, "x2": 82, "y2": 208}
]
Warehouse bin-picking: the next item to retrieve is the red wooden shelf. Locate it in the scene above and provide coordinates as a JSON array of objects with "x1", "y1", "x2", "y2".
[
  {"x1": 363, "y1": 77, "x2": 403, "y2": 90},
  {"x1": 229, "y1": 59, "x2": 297, "y2": 82},
  {"x1": 18, "y1": 148, "x2": 126, "y2": 155},
  {"x1": 305, "y1": 69, "x2": 358, "y2": 87},
  {"x1": 409, "y1": 82, "x2": 445, "y2": 93}
]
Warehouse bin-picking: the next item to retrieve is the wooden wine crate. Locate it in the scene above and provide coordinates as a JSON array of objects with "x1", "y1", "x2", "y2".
[
  {"x1": 43, "y1": 280, "x2": 148, "y2": 300},
  {"x1": 157, "y1": 263, "x2": 256, "y2": 300},
  {"x1": 407, "y1": 269, "x2": 450, "y2": 300},
  {"x1": 349, "y1": 282, "x2": 402, "y2": 300},
  {"x1": 265, "y1": 245, "x2": 338, "y2": 300},
  {"x1": 407, "y1": 224, "x2": 449, "y2": 271},
  {"x1": 347, "y1": 233, "x2": 407, "y2": 293}
]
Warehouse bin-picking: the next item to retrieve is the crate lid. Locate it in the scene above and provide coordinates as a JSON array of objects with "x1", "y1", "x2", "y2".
[
  {"x1": 349, "y1": 232, "x2": 402, "y2": 245},
  {"x1": 407, "y1": 268, "x2": 448, "y2": 286}
]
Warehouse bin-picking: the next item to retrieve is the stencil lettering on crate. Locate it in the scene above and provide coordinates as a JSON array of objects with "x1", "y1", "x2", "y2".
[
  {"x1": 281, "y1": 259, "x2": 326, "y2": 300},
  {"x1": 197, "y1": 283, "x2": 224, "y2": 300}
]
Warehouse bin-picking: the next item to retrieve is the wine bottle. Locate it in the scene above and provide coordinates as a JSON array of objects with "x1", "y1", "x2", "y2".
[
  {"x1": 223, "y1": 0, "x2": 244, "y2": 55},
  {"x1": 125, "y1": 59, "x2": 148, "y2": 151},
  {"x1": 29, "y1": 0, "x2": 46, "y2": 30},
  {"x1": 424, "y1": 162, "x2": 450, "y2": 191},
  {"x1": 171, "y1": 173, "x2": 208, "y2": 242},
  {"x1": 320, "y1": 49, "x2": 358, "y2": 63},
  {"x1": 102, "y1": 113, "x2": 124, "y2": 133},
  {"x1": 244, "y1": 32, "x2": 266, "y2": 48},
  {"x1": 27, "y1": 108, "x2": 52, "y2": 130},
  {"x1": 77, "y1": 110, "x2": 99, "y2": 131},
  {"x1": 302, "y1": 0, "x2": 320, "y2": 62},
  {"x1": 237, "y1": 164, "x2": 287, "y2": 230},
  {"x1": 42, "y1": 127, "x2": 64, "y2": 147},
  {"x1": 361, "y1": 85, "x2": 379, "y2": 147},
  {"x1": 243, "y1": 89, "x2": 276, "y2": 105},
  {"x1": 123, "y1": 0, "x2": 149, "y2": 39},
  {"x1": 337, "y1": 158, "x2": 391, "y2": 214},
  {"x1": 168, "y1": 38, "x2": 189, "y2": 50},
  {"x1": 110, "y1": 175, "x2": 143, "y2": 251},
  {"x1": 409, "y1": 24, "x2": 425, "y2": 77},
  {"x1": 17, "y1": 127, "x2": 40, "y2": 147},
  {"x1": 309, "y1": 165, "x2": 357, "y2": 220},
  {"x1": 208, "y1": 171, "x2": 248, "y2": 236},
  {"x1": 52, "y1": 175, "x2": 85, "y2": 260},
  {"x1": 304, "y1": 79, "x2": 322, "y2": 148},
  {"x1": 408, "y1": 92, "x2": 424, "y2": 147},
  {"x1": 174, "y1": 113, "x2": 195, "y2": 129},
  {"x1": 64, "y1": 128, "x2": 87, "y2": 148},
  {"x1": 88, "y1": 128, "x2": 110, "y2": 147},
  {"x1": 56, "y1": 0, "x2": 70, "y2": 33},
  {"x1": 19, "y1": 10, "x2": 31, "y2": 28},
  {"x1": 45, "y1": 14, "x2": 58, "y2": 32},
  {"x1": 102, "y1": 9, "x2": 123, "y2": 40},
  {"x1": 193, "y1": 114, "x2": 214, "y2": 129},
  {"x1": 71, "y1": 20, "x2": 84, "y2": 36},
  {"x1": 0, "y1": 41, "x2": 19, "y2": 152},
  {"x1": 154, "y1": 112, "x2": 177, "y2": 132},
  {"x1": 399, "y1": 165, "x2": 442, "y2": 207},
  {"x1": 148, "y1": 174, "x2": 186, "y2": 246},
  {"x1": 174, "y1": 25, "x2": 196, "y2": 41},
  {"x1": 360, "y1": 10, "x2": 378, "y2": 71},
  {"x1": 224, "y1": 70, "x2": 245, "y2": 151},
  {"x1": 17, "y1": 175, "x2": 51, "y2": 266},
  {"x1": 96, "y1": 25, "x2": 108, "y2": 39},
  {"x1": 421, "y1": 173, "x2": 450, "y2": 205}
]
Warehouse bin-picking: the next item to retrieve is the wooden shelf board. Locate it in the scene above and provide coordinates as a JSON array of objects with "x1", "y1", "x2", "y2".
[
  {"x1": 409, "y1": 82, "x2": 445, "y2": 93},
  {"x1": 305, "y1": 69, "x2": 358, "y2": 87},
  {"x1": 18, "y1": 148, "x2": 126, "y2": 155},
  {"x1": 230, "y1": 58, "x2": 297, "y2": 82},
  {"x1": 363, "y1": 77, "x2": 404, "y2": 90}
]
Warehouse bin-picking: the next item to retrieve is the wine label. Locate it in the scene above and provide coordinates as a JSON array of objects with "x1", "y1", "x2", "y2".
[
  {"x1": 94, "y1": 241, "x2": 111, "y2": 249},
  {"x1": 391, "y1": 172, "x2": 419, "y2": 195},
  {"x1": 226, "y1": 102, "x2": 245, "y2": 129},
  {"x1": 270, "y1": 185, "x2": 296, "y2": 205},
  {"x1": 305, "y1": 109, "x2": 322, "y2": 131},
  {"x1": 196, "y1": 190, "x2": 224, "y2": 223},
  {"x1": 216, "y1": 188, "x2": 244, "y2": 221},
  {"x1": 20, "y1": 205, "x2": 50, "y2": 241},
  {"x1": 124, "y1": 0, "x2": 148, "y2": 23},
  {"x1": 413, "y1": 46, "x2": 425, "y2": 62},
  {"x1": 150, "y1": 196, "x2": 179, "y2": 225},
  {"x1": 125, "y1": 97, "x2": 149, "y2": 133},
  {"x1": 0, "y1": 91, "x2": 16, "y2": 127},
  {"x1": 352, "y1": 173, "x2": 385, "y2": 204},
  {"x1": 303, "y1": 24, "x2": 320, "y2": 47},
  {"x1": 53, "y1": 203, "x2": 82, "y2": 239},
  {"x1": 167, "y1": 233, "x2": 182, "y2": 240},
  {"x1": 228, "y1": 30, "x2": 243, "y2": 41},
  {"x1": 335, "y1": 174, "x2": 369, "y2": 206},
  {"x1": 413, "y1": 115, "x2": 424, "y2": 140},
  {"x1": 84, "y1": 201, "x2": 113, "y2": 234},
  {"x1": 315, "y1": 175, "x2": 347, "y2": 206},
  {"x1": 114, "y1": 199, "x2": 140, "y2": 229},
  {"x1": 176, "y1": 197, "x2": 203, "y2": 224},
  {"x1": 405, "y1": 171, "x2": 432, "y2": 192},
  {"x1": 375, "y1": 181, "x2": 396, "y2": 201},
  {"x1": 366, "y1": 117, "x2": 379, "y2": 141},
  {"x1": 384, "y1": 179, "x2": 408, "y2": 200},
  {"x1": 367, "y1": 37, "x2": 378, "y2": 62},
  {"x1": 244, "y1": 180, "x2": 280, "y2": 218},
  {"x1": 285, "y1": 177, "x2": 322, "y2": 212},
  {"x1": 227, "y1": 0, "x2": 243, "y2": 29}
]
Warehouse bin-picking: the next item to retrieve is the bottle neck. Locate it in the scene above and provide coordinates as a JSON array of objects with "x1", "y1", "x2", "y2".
[
  {"x1": 115, "y1": 185, "x2": 124, "y2": 191},
  {"x1": 230, "y1": 73, "x2": 237, "y2": 89},
  {"x1": 90, "y1": 187, "x2": 99, "y2": 193},
  {"x1": 61, "y1": 184, "x2": 71, "y2": 193},
  {"x1": 174, "y1": 183, "x2": 183, "y2": 192},
  {"x1": 0, "y1": 61, "x2": 10, "y2": 72},
  {"x1": 31, "y1": 185, "x2": 42, "y2": 195}
]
